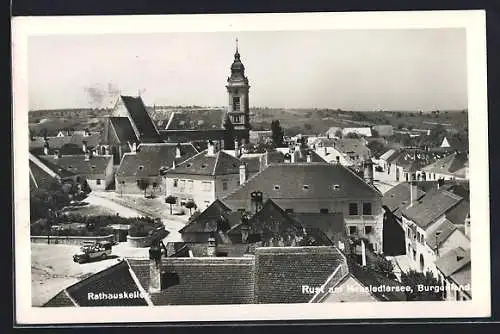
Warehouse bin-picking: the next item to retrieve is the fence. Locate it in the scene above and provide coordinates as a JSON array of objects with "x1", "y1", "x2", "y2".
[{"x1": 30, "y1": 234, "x2": 115, "y2": 245}]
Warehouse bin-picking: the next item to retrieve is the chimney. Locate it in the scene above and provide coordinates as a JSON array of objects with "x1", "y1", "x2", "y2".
[
  {"x1": 207, "y1": 140, "x2": 215, "y2": 156},
  {"x1": 306, "y1": 152, "x2": 312, "y2": 163},
  {"x1": 82, "y1": 140, "x2": 87, "y2": 153},
  {"x1": 363, "y1": 158, "x2": 374, "y2": 184},
  {"x1": 207, "y1": 235, "x2": 217, "y2": 257},
  {"x1": 240, "y1": 224, "x2": 249, "y2": 244},
  {"x1": 239, "y1": 162, "x2": 248, "y2": 185},
  {"x1": 410, "y1": 176, "x2": 418, "y2": 206},
  {"x1": 175, "y1": 143, "x2": 182, "y2": 159},
  {"x1": 84, "y1": 151, "x2": 90, "y2": 161},
  {"x1": 132, "y1": 142, "x2": 137, "y2": 153},
  {"x1": 324, "y1": 147, "x2": 328, "y2": 156},
  {"x1": 148, "y1": 243, "x2": 162, "y2": 293},
  {"x1": 43, "y1": 145, "x2": 49, "y2": 156},
  {"x1": 234, "y1": 139, "x2": 240, "y2": 157},
  {"x1": 290, "y1": 151, "x2": 296, "y2": 163},
  {"x1": 172, "y1": 160, "x2": 176, "y2": 169}
]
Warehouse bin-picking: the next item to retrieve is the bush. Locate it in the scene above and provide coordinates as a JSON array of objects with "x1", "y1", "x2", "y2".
[{"x1": 128, "y1": 218, "x2": 163, "y2": 237}]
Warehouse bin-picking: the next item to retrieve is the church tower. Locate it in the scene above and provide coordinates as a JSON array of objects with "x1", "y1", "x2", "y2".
[{"x1": 226, "y1": 39, "x2": 250, "y2": 141}]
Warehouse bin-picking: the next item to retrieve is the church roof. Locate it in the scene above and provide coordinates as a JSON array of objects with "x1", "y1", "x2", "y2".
[
  {"x1": 108, "y1": 117, "x2": 139, "y2": 143},
  {"x1": 120, "y1": 95, "x2": 162, "y2": 142},
  {"x1": 163, "y1": 109, "x2": 226, "y2": 131}
]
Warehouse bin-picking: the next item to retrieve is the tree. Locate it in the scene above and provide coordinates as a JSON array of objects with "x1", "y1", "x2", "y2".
[
  {"x1": 335, "y1": 129, "x2": 343, "y2": 138},
  {"x1": 400, "y1": 269, "x2": 443, "y2": 301},
  {"x1": 271, "y1": 120, "x2": 285, "y2": 147},
  {"x1": 366, "y1": 140, "x2": 387, "y2": 159},
  {"x1": 136, "y1": 179, "x2": 150, "y2": 198},
  {"x1": 165, "y1": 195, "x2": 177, "y2": 215},
  {"x1": 185, "y1": 200, "x2": 197, "y2": 215},
  {"x1": 304, "y1": 123, "x2": 313, "y2": 132},
  {"x1": 371, "y1": 129, "x2": 379, "y2": 138},
  {"x1": 223, "y1": 116, "x2": 235, "y2": 150}
]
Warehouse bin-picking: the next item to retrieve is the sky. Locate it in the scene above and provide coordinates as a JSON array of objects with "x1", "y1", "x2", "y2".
[{"x1": 27, "y1": 29, "x2": 467, "y2": 111}]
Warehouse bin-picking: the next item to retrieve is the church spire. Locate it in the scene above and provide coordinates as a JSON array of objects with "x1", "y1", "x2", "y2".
[{"x1": 235, "y1": 37, "x2": 240, "y2": 59}]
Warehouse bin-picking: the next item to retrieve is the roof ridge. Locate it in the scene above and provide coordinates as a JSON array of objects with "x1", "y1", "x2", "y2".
[
  {"x1": 221, "y1": 162, "x2": 272, "y2": 200},
  {"x1": 169, "y1": 149, "x2": 207, "y2": 170}
]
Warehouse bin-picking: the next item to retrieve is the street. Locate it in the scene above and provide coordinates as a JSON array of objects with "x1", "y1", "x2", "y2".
[{"x1": 31, "y1": 242, "x2": 149, "y2": 306}]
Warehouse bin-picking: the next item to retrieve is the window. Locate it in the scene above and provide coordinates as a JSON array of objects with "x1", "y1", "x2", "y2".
[
  {"x1": 233, "y1": 115, "x2": 241, "y2": 123},
  {"x1": 138, "y1": 165, "x2": 144, "y2": 171},
  {"x1": 303, "y1": 185, "x2": 310, "y2": 190},
  {"x1": 96, "y1": 179, "x2": 101, "y2": 185},
  {"x1": 202, "y1": 181, "x2": 212, "y2": 192},
  {"x1": 222, "y1": 180, "x2": 228, "y2": 191},
  {"x1": 173, "y1": 179, "x2": 178, "y2": 188},
  {"x1": 349, "y1": 226, "x2": 358, "y2": 235},
  {"x1": 332, "y1": 184, "x2": 340, "y2": 191},
  {"x1": 320, "y1": 208, "x2": 329, "y2": 214},
  {"x1": 362, "y1": 202, "x2": 372, "y2": 215},
  {"x1": 179, "y1": 180, "x2": 186, "y2": 191},
  {"x1": 407, "y1": 228, "x2": 411, "y2": 238},
  {"x1": 455, "y1": 290, "x2": 460, "y2": 301},
  {"x1": 349, "y1": 203, "x2": 358, "y2": 216},
  {"x1": 187, "y1": 180, "x2": 194, "y2": 192},
  {"x1": 274, "y1": 185, "x2": 280, "y2": 190},
  {"x1": 365, "y1": 226, "x2": 373, "y2": 234},
  {"x1": 233, "y1": 96, "x2": 241, "y2": 111}
]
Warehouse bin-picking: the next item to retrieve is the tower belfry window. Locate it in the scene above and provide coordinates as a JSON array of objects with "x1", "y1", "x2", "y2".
[{"x1": 233, "y1": 96, "x2": 241, "y2": 111}]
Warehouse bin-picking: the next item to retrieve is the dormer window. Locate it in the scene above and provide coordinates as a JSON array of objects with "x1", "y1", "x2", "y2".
[
  {"x1": 201, "y1": 164, "x2": 207, "y2": 168},
  {"x1": 332, "y1": 184, "x2": 341, "y2": 191},
  {"x1": 303, "y1": 185, "x2": 310, "y2": 190},
  {"x1": 274, "y1": 185, "x2": 280, "y2": 190},
  {"x1": 186, "y1": 163, "x2": 192, "y2": 168},
  {"x1": 138, "y1": 165, "x2": 144, "y2": 171}
]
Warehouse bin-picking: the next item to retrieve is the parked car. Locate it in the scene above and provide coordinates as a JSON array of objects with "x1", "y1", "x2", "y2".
[{"x1": 73, "y1": 241, "x2": 113, "y2": 264}]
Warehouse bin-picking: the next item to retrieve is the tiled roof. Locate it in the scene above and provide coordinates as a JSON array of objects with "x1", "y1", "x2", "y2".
[
  {"x1": 450, "y1": 263, "x2": 471, "y2": 291},
  {"x1": 382, "y1": 182, "x2": 427, "y2": 218},
  {"x1": 109, "y1": 117, "x2": 139, "y2": 143},
  {"x1": 425, "y1": 218, "x2": 457, "y2": 249},
  {"x1": 30, "y1": 152, "x2": 77, "y2": 179},
  {"x1": 43, "y1": 290, "x2": 77, "y2": 307},
  {"x1": 163, "y1": 109, "x2": 225, "y2": 131},
  {"x1": 29, "y1": 159, "x2": 60, "y2": 189},
  {"x1": 43, "y1": 260, "x2": 149, "y2": 307},
  {"x1": 435, "y1": 247, "x2": 471, "y2": 278},
  {"x1": 39, "y1": 154, "x2": 112, "y2": 176},
  {"x1": 402, "y1": 189, "x2": 464, "y2": 229},
  {"x1": 345, "y1": 256, "x2": 407, "y2": 301},
  {"x1": 240, "y1": 154, "x2": 264, "y2": 174},
  {"x1": 422, "y1": 152, "x2": 468, "y2": 178},
  {"x1": 120, "y1": 95, "x2": 162, "y2": 142},
  {"x1": 291, "y1": 212, "x2": 346, "y2": 242},
  {"x1": 180, "y1": 199, "x2": 235, "y2": 234},
  {"x1": 445, "y1": 199, "x2": 470, "y2": 225},
  {"x1": 116, "y1": 143, "x2": 198, "y2": 178},
  {"x1": 187, "y1": 243, "x2": 255, "y2": 257},
  {"x1": 334, "y1": 139, "x2": 371, "y2": 158},
  {"x1": 222, "y1": 163, "x2": 382, "y2": 205},
  {"x1": 166, "y1": 149, "x2": 242, "y2": 176},
  {"x1": 127, "y1": 257, "x2": 255, "y2": 305},
  {"x1": 254, "y1": 246, "x2": 345, "y2": 304},
  {"x1": 243, "y1": 199, "x2": 304, "y2": 236},
  {"x1": 29, "y1": 134, "x2": 102, "y2": 150}
]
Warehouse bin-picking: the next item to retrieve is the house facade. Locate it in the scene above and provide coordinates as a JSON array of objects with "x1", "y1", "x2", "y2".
[
  {"x1": 222, "y1": 161, "x2": 385, "y2": 253},
  {"x1": 164, "y1": 142, "x2": 243, "y2": 210}
]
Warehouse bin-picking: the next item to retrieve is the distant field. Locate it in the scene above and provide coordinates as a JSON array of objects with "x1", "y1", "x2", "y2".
[{"x1": 28, "y1": 107, "x2": 468, "y2": 137}]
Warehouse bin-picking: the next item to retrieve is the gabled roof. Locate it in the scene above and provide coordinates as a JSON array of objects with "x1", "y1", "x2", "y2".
[
  {"x1": 120, "y1": 95, "x2": 162, "y2": 142},
  {"x1": 333, "y1": 139, "x2": 371, "y2": 158},
  {"x1": 243, "y1": 199, "x2": 304, "y2": 236},
  {"x1": 425, "y1": 218, "x2": 457, "y2": 249},
  {"x1": 179, "y1": 199, "x2": 235, "y2": 234},
  {"x1": 127, "y1": 257, "x2": 255, "y2": 305},
  {"x1": 422, "y1": 152, "x2": 469, "y2": 178},
  {"x1": 163, "y1": 109, "x2": 225, "y2": 131},
  {"x1": 383, "y1": 182, "x2": 427, "y2": 218},
  {"x1": 402, "y1": 189, "x2": 464, "y2": 229},
  {"x1": 108, "y1": 117, "x2": 139, "y2": 143},
  {"x1": 29, "y1": 159, "x2": 61, "y2": 190},
  {"x1": 116, "y1": 143, "x2": 198, "y2": 178},
  {"x1": 223, "y1": 163, "x2": 382, "y2": 205},
  {"x1": 44, "y1": 260, "x2": 149, "y2": 307},
  {"x1": 445, "y1": 198, "x2": 470, "y2": 225},
  {"x1": 29, "y1": 134, "x2": 102, "y2": 151},
  {"x1": 291, "y1": 212, "x2": 346, "y2": 242},
  {"x1": 254, "y1": 246, "x2": 345, "y2": 304},
  {"x1": 39, "y1": 154, "x2": 112, "y2": 176},
  {"x1": 435, "y1": 247, "x2": 471, "y2": 278},
  {"x1": 30, "y1": 152, "x2": 76, "y2": 179},
  {"x1": 166, "y1": 150, "x2": 242, "y2": 176}
]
